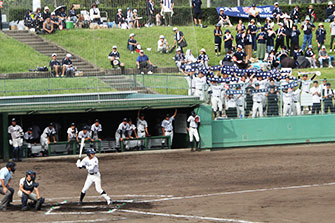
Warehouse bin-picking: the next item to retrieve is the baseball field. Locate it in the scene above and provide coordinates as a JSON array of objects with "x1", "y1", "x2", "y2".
[{"x1": 3, "y1": 143, "x2": 335, "y2": 223}]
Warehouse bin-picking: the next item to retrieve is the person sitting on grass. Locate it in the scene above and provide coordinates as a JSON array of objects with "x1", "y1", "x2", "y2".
[
  {"x1": 132, "y1": 9, "x2": 140, "y2": 29},
  {"x1": 127, "y1": 33, "x2": 138, "y2": 54},
  {"x1": 233, "y1": 45, "x2": 248, "y2": 69},
  {"x1": 126, "y1": 7, "x2": 134, "y2": 28},
  {"x1": 198, "y1": 48, "x2": 209, "y2": 68},
  {"x1": 50, "y1": 12, "x2": 61, "y2": 30},
  {"x1": 136, "y1": 50, "x2": 154, "y2": 74},
  {"x1": 42, "y1": 17, "x2": 54, "y2": 34},
  {"x1": 108, "y1": 46, "x2": 125, "y2": 73},
  {"x1": 49, "y1": 53, "x2": 61, "y2": 77},
  {"x1": 61, "y1": 53, "x2": 75, "y2": 77},
  {"x1": 157, "y1": 35, "x2": 169, "y2": 53},
  {"x1": 56, "y1": 7, "x2": 67, "y2": 28},
  {"x1": 305, "y1": 45, "x2": 317, "y2": 68},
  {"x1": 218, "y1": 8, "x2": 233, "y2": 27},
  {"x1": 318, "y1": 45, "x2": 333, "y2": 68}
]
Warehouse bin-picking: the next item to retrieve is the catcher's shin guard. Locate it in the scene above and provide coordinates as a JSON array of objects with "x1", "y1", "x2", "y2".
[{"x1": 35, "y1": 197, "x2": 45, "y2": 210}]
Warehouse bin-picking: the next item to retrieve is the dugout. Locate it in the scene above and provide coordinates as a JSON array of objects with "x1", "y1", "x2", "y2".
[{"x1": 0, "y1": 92, "x2": 202, "y2": 161}]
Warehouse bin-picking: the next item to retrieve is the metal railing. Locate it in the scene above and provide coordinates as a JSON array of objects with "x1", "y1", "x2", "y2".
[{"x1": 120, "y1": 135, "x2": 172, "y2": 152}]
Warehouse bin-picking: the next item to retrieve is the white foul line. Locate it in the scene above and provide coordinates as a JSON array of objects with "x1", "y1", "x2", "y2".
[{"x1": 139, "y1": 182, "x2": 335, "y2": 203}]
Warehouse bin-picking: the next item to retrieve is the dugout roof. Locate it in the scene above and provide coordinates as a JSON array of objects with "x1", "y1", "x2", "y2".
[{"x1": 0, "y1": 92, "x2": 202, "y2": 115}]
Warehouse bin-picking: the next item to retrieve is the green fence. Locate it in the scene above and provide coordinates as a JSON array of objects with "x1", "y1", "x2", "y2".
[{"x1": 198, "y1": 105, "x2": 335, "y2": 149}]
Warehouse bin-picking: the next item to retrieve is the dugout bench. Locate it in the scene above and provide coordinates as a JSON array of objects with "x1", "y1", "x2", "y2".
[
  {"x1": 120, "y1": 135, "x2": 171, "y2": 152},
  {"x1": 47, "y1": 140, "x2": 102, "y2": 156}
]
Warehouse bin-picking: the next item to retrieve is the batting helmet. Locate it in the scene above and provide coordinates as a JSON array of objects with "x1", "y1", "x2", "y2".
[
  {"x1": 6, "y1": 162, "x2": 16, "y2": 173},
  {"x1": 86, "y1": 149, "x2": 96, "y2": 156}
]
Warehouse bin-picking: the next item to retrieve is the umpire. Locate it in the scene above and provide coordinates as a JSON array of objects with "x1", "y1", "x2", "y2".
[{"x1": 0, "y1": 162, "x2": 16, "y2": 211}]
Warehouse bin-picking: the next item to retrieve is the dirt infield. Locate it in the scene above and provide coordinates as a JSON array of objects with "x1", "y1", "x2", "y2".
[{"x1": 2, "y1": 144, "x2": 335, "y2": 223}]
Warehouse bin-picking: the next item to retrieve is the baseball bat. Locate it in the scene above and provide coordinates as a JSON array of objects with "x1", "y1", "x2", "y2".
[{"x1": 79, "y1": 138, "x2": 85, "y2": 158}]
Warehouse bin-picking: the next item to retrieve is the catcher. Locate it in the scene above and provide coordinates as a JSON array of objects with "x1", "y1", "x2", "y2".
[
  {"x1": 187, "y1": 111, "x2": 201, "y2": 152},
  {"x1": 76, "y1": 149, "x2": 111, "y2": 205},
  {"x1": 18, "y1": 170, "x2": 44, "y2": 211}
]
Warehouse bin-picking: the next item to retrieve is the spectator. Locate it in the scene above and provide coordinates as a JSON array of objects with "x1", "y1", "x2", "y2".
[
  {"x1": 157, "y1": 35, "x2": 169, "y2": 53},
  {"x1": 42, "y1": 6, "x2": 51, "y2": 20},
  {"x1": 192, "y1": 0, "x2": 206, "y2": 28},
  {"x1": 323, "y1": 83, "x2": 334, "y2": 113},
  {"x1": 327, "y1": 1, "x2": 334, "y2": 21},
  {"x1": 126, "y1": 7, "x2": 133, "y2": 28},
  {"x1": 290, "y1": 5, "x2": 300, "y2": 24},
  {"x1": 249, "y1": 4, "x2": 260, "y2": 26},
  {"x1": 156, "y1": 12, "x2": 162, "y2": 26},
  {"x1": 127, "y1": 33, "x2": 138, "y2": 54},
  {"x1": 57, "y1": 7, "x2": 67, "y2": 28},
  {"x1": 69, "y1": 4, "x2": 78, "y2": 24},
  {"x1": 198, "y1": 48, "x2": 209, "y2": 68},
  {"x1": 172, "y1": 27, "x2": 186, "y2": 53},
  {"x1": 61, "y1": 53, "x2": 75, "y2": 77},
  {"x1": 218, "y1": 8, "x2": 232, "y2": 28},
  {"x1": 214, "y1": 24, "x2": 223, "y2": 56},
  {"x1": 316, "y1": 23, "x2": 326, "y2": 51},
  {"x1": 264, "y1": 17, "x2": 273, "y2": 31},
  {"x1": 146, "y1": 0, "x2": 155, "y2": 27},
  {"x1": 132, "y1": 9, "x2": 140, "y2": 29},
  {"x1": 310, "y1": 81, "x2": 321, "y2": 114},
  {"x1": 256, "y1": 27, "x2": 267, "y2": 61},
  {"x1": 235, "y1": 19, "x2": 245, "y2": 31},
  {"x1": 330, "y1": 17, "x2": 335, "y2": 52},
  {"x1": 185, "y1": 49, "x2": 197, "y2": 64},
  {"x1": 50, "y1": 12, "x2": 61, "y2": 30},
  {"x1": 318, "y1": 45, "x2": 333, "y2": 68},
  {"x1": 267, "y1": 86, "x2": 279, "y2": 116},
  {"x1": 266, "y1": 27, "x2": 276, "y2": 53},
  {"x1": 275, "y1": 23, "x2": 286, "y2": 52},
  {"x1": 161, "y1": 0, "x2": 174, "y2": 26},
  {"x1": 290, "y1": 25, "x2": 300, "y2": 56},
  {"x1": 301, "y1": 18, "x2": 315, "y2": 52},
  {"x1": 248, "y1": 19, "x2": 257, "y2": 51},
  {"x1": 90, "y1": 3, "x2": 101, "y2": 24},
  {"x1": 42, "y1": 17, "x2": 54, "y2": 34},
  {"x1": 244, "y1": 29, "x2": 253, "y2": 60},
  {"x1": 305, "y1": 5, "x2": 316, "y2": 23},
  {"x1": 49, "y1": 53, "x2": 61, "y2": 77},
  {"x1": 24, "y1": 9, "x2": 34, "y2": 29},
  {"x1": 108, "y1": 46, "x2": 125, "y2": 73},
  {"x1": 174, "y1": 47, "x2": 185, "y2": 72},
  {"x1": 236, "y1": 28, "x2": 245, "y2": 50},
  {"x1": 233, "y1": 45, "x2": 248, "y2": 69},
  {"x1": 223, "y1": 29, "x2": 233, "y2": 54},
  {"x1": 283, "y1": 14, "x2": 293, "y2": 53},
  {"x1": 293, "y1": 46, "x2": 303, "y2": 61},
  {"x1": 0, "y1": 0, "x2": 2, "y2": 30},
  {"x1": 34, "y1": 8, "x2": 44, "y2": 31},
  {"x1": 305, "y1": 45, "x2": 317, "y2": 68},
  {"x1": 272, "y1": 2, "x2": 282, "y2": 24},
  {"x1": 136, "y1": 50, "x2": 154, "y2": 74}
]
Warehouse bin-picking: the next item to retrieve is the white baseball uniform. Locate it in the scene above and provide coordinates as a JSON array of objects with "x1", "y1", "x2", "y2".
[
  {"x1": 115, "y1": 123, "x2": 129, "y2": 148},
  {"x1": 161, "y1": 117, "x2": 174, "y2": 145},
  {"x1": 187, "y1": 115, "x2": 200, "y2": 142},
  {"x1": 8, "y1": 125, "x2": 23, "y2": 147},
  {"x1": 193, "y1": 76, "x2": 207, "y2": 101},
  {"x1": 76, "y1": 156, "x2": 111, "y2": 204},
  {"x1": 40, "y1": 127, "x2": 56, "y2": 151}
]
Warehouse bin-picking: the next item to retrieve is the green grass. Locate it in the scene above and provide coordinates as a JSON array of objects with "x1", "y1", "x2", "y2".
[
  {"x1": 0, "y1": 77, "x2": 114, "y2": 96},
  {"x1": 0, "y1": 32, "x2": 50, "y2": 73}
]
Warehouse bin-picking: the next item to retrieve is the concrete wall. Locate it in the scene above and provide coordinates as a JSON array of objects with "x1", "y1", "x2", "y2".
[{"x1": 198, "y1": 105, "x2": 335, "y2": 149}]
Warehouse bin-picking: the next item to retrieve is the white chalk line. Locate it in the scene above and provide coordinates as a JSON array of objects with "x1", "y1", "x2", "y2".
[
  {"x1": 139, "y1": 182, "x2": 335, "y2": 203},
  {"x1": 47, "y1": 209, "x2": 260, "y2": 223},
  {"x1": 35, "y1": 219, "x2": 109, "y2": 223}
]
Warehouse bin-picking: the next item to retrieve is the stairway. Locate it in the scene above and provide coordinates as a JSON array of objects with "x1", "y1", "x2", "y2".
[
  {"x1": 99, "y1": 75, "x2": 153, "y2": 93},
  {"x1": 2, "y1": 30, "x2": 104, "y2": 76}
]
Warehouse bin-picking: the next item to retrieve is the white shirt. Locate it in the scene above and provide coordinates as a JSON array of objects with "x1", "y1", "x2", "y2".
[
  {"x1": 254, "y1": 79, "x2": 268, "y2": 89},
  {"x1": 282, "y1": 91, "x2": 293, "y2": 104},
  {"x1": 301, "y1": 79, "x2": 312, "y2": 93},
  {"x1": 0, "y1": 167, "x2": 12, "y2": 187},
  {"x1": 91, "y1": 124, "x2": 102, "y2": 136},
  {"x1": 194, "y1": 76, "x2": 207, "y2": 90},
  {"x1": 252, "y1": 92, "x2": 264, "y2": 103},
  {"x1": 90, "y1": 7, "x2": 101, "y2": 20},
  {"x1": 78, "y1": 156, "x2": 99, "y2": 174},
  {"x1": 78, "y1": 130, "x2": 90, "y2": 139},
  {"x1": 310, "y1": 86, "x2": 321, "y2": 103},
  {"x1": 67, "y1": 127, "x2": 78, "y2": 139},
  {"x1": 249, "y1": 7, "x2": 259, "y2": 16},
  {"x1": 292, "y1": 89, "x2": 301, "y2": 102},
  {"x1": 8, "y1": 125, "x2": 23, "y2": 139},
  {"x1": 162, "y1": 0, "x2": 173, "y2": 12},
  {"x1": 157, "y1": 39, "x2": 167, "y2": 50},
  {"x1": 128, "y1": 124, "x2": 136, "y2": 136},
  {"x1": 161, "y1": 117, "x2": 174, "y2": 131},
  {"x1": 41, "y1": 127, "x2": 56, "y2": 139},
  {"x1": 210, "y1": 84, "x2": 224, "y2": 97},
  {"x1": 330, "y1": 22, "x2": 335, "y2": 35},
  {"x1": 227, "y1": 98, "x2": 237, "y2": 108},
  {"x1": 236, "y1": 94, "x2": 244, "y2": 106},
  {"x1": 137, "y1": 119, "x2": 148, "y2": 132},
  {"x1": 117, "y1": 123, "x2": 129, "y2": 135},
  {"x1": 187, "y1": 115, "x2": 200, "y2": 128}
]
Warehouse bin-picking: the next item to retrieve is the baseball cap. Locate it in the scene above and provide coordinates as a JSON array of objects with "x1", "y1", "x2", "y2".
[
  {"x1": 323, "y1": 78, "x2": 327, "y2": 81},
  {"x1": 319, "y1": 23, "x2": 324, "y2": 26},
  {"x1": 329, "y1": 1, "x2": 333, "y2": 5},
  {"x1": 160, "y1": 35, "x2": 165, "y2": 39},
  {"x1": 11, "y1": 118, "x2": 16, "y2": 122},
  {"x1": 200, "y1": 48, "x2": 206, "y2": 53},
  {"x1": 274, "y1": 2, "x2": 279, "y2": 5},
  {"x1": 95, "y1": 119, "x2": 99, "y2": 123},
  {"x1": 225, "y1": 29, "x2": 230, "y2": 33},
  {"x1": 52, "y1": 53, "x2": 57, "y2": 57},
  {"x1": 305, "y1": 17, "x2": 310, "y2": 21},
  {"x1": 166, "y1": 114, "x2": 170, "y2": 117},
  {"x1": 51, "y1": 12, "x2": 55, "y2": 16},
  {"x1": 83, "y1": 126, "x2": 88, "y2": 130},
  {"x1": 255, "y1": 83, "x2": 260, "y2": 86},
  {"x1": 216, "y1": 23, "x2": 221, "y2": 27},
  {"x1": 66, "y1": 53, "x2": 72, "y2": 58},
  {"x1": 118, "y1": 8, "x2": 122, "y2": 12},
  {"x1": 252, "y1": 3, "x2": 256, "y2": 7},
  {"x1": 173, "y1": 27, "x2": 178, "y2": 31},
  {"x1": 176, "y1": 47, "x2": 181, "y2": 51},
  {"x1": 326, "y1": 83, "x2": 331, "y2": 86},
  {"x1": 219, "y1": 8, "x2": 224, "y2": 11},
  {"x1": 49, "y1": 122, "x2": 54, "y2": 126},
  {"x1": 322, "y1": 45, "x2": 326, "y2": 49},
  {"x1": 133, "y1": 9, "x2": 137, "y2": 12},
  {"x1": 140, "y1": 50, "x2": 144, "y2": 53},
  {"x1": 278, "y1": 22, "x2": 283, "y2": 26},
  {"x1": 71, "y1": 122, "x2": 75, "y2": 126},
  {"x1": 237, "y1": 45, "x2": 242, "y2": 49},
  {"x1": 308, "y1": 45, "x2": 313, "y2": 48},
  {"x1": 28, "y1": 127, "x2": 33, "y2": 131},
  {"x1": 129, "y1": 33, "x2": 135, "y2": 37},
  {"x1": 123, "y1": 118, "x2": 128, "y2": 122},
  {"x1": 44, "y1": 6, "x2": 49, "y2": 10},
  {"x1": 112, "y1": 45, "x2": 117, "y2": 49}
]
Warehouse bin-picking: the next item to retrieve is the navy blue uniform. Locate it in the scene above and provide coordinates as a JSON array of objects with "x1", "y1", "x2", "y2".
[
  {"x1": 316, "y1": 28, "x2": 326, "y2": 46},
  {"x1": 192, "y1": 0, "x2": 202, "y2": 18},
  {"x1": 293, "y1": 49, "x2": 303, "y2": 60},
  {"x1": 62, "y1": 58, "x2": 72, "y2": 65},
  {"x1": 248, "y1": 24, "x2": 258, "y2": 50},
  {"x1": 236, "y1": 32, "x2": 245, "y2": 48},
  {"x1": 49, "y1": 60, "x2": 60, "y2": 67},
  {"x1": 223, "y1": 33, "x2": 233, "y2": 51},
  {"x1": 214, "y1": 29, "x2": 222, "y2": 54},
  {"x1": 257, "y1": 32, "x2": 267, "y2": 44},
  {"x1": 275, "y1": 27, "x2": 286, "y2": 52}
]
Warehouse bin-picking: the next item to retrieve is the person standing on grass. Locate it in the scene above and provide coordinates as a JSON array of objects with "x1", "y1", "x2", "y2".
[
  {"x1": 214, "y1": 24, "x2": 223, "y2": 56},
  {"x1": 248, "y1": 19, "x2": 258, "y2": 51},
  {"x1": 330, "y1": 17, "x2": 335, "y2": 52},
  {"x1": 316, "y1": 23, "x2": 326, "y2": 52},
  {"x1": 172, "y1": 27, "x2": 186, "y2": 53},
  {"x1": 290, "y1": 25, "x2": 300, "y2": 57},
  {"x1": 275, "y1": 23, "x2": 286, "y2": 52},
  {"x1": 223, "y1": 29, "x2": 233, "y2": 54},
  {"x1": 0, "y1": 0, "x2": 3, "y2": 30},
  {"x1": 266, "y1": 27, "x2": 276, "y2": 53},
  {"x1": 244, "y1": 29, "x2": 253, "y2": 61},
  {"x1": 161, "y1": 0, "x2": 174, "y2": 27},
  {"x1": 192, "y1": 0, "x2": 206, "y2": 28},
  {"x1": 136, "y1": 50, "x2": 154, "y2": 74},
  {"x1": 256, "y1": 27, "x2": 267, "y2": 61},
  {"x1": 146, "y1": 0, "x2": 155, "y2": 27},
  {"x1": 301, "y1": 18, "x2": 315, "y2": 52}
]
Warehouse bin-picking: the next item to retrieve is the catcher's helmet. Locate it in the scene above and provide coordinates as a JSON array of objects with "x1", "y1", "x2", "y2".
[
  {"x1": 191, "y1": 111, "x2": 196, "y2": 117},
  {"x1": 26, "y1": 170, "x2": 37, "y2": 181}
]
